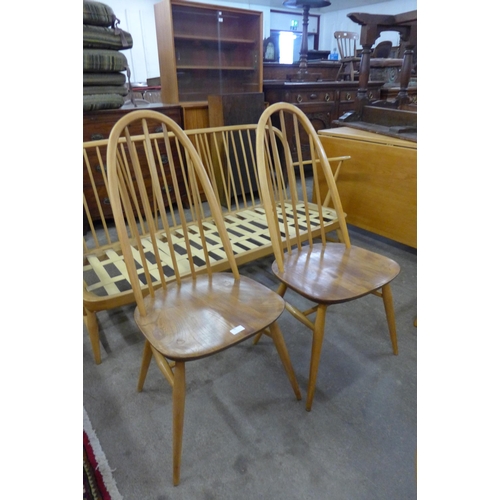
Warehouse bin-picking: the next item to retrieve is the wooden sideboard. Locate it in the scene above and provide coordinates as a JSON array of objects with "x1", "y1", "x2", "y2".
[
  {"x1": 83, "y1": 104, "x2": 184, "y2": 222},
  {"x1": 264, "y1": 80, "x2": 384, "y2": 130},
  {"x1": 318, "y1": 127, "x2": 416, "y2": 248}
]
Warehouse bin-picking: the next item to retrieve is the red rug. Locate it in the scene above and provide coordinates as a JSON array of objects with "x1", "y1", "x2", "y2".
[{"x1": 83, "y1": 408, "x2": 123, "y2": 500}]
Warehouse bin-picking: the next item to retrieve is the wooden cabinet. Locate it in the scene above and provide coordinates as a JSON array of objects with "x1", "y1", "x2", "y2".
[
  {"x1": 154, "y1": 0, "x2": 263, "y2": 104},
  {"x1": 264, "y1": 80, "x2": 383, "y2": 129},
  {"x1": 318, "y1": 127, "x2": 416, "y2": 248},
  {"x1": 83, "y1": 104, "x2": 184, "y2": 221},
  {"x1": 264, "y1": 80, "x2": 383, "y2": 161}
]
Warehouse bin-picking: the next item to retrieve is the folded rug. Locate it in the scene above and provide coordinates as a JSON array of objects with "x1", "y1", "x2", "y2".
[
  {"x1": 83, "y1": 0, "x2": 117, "y2": 28},
  {"x1": 83, "y1": 72, "x2": 126, "y2": 86},
  {"x1": 83, "y1": 94, "x2": 125, "y2": 111},
  {"x1": 83, "y1": 49, "x2": 129, "y2": 73},
  {"x1": 83, "y1": 85, "x2": 129, "y2": 96},
  {"x1": 83, "y1": 24, "x2": 133, "y2": 50},
  {"x1": 83, "y1": 407, "x2": 123, "y2": 500}
]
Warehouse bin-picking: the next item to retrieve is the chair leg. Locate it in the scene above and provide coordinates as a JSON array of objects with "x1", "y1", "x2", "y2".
[
  {"x1": 137, "y1": 341, "x2": 153, "y2": 392},
  {"x1": 172, "y1": 361, "x2": 186, "y2": 486},
  {"x1": 84, "y1": 308, "x2": 101, "y2": 365},
  {"x1": 306, "y1": 303, "x2": 327, "y2": 411},
  {"x1": 381, "y1": 283, "x2": 398, "y2": 355},
  {"x1": 268, "y1": 322, "x2": 302, "y2": 401},
  {"x1": 336, "y1": 63, "x2": 344, "y2": 81},
  {"x1": 253, "y1": 282, "x2": 289, "y2": 346}
]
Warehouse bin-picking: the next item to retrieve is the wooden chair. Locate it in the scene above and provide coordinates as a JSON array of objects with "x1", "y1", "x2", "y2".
[
  {"x1": 105, "y1": 109, "x2": 301, "y2": 485},
  {"x1": 373, "y1": 40, "x2": 392, "y2": 58},
  {"x1": 334, "y1": 31, "x2": 360, "y2": 81},
  {"x1": 255, "y1": 102, "x2": 400, "y2": 411}
]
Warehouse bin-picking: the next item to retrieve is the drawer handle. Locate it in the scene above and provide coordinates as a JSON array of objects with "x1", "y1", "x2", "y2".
[
  {"x1": 161, "y1": 154, "x2": 169, "y2": 165},
  {"x1": 325, "y1": 93, "x2": 330, "y2": 102},
  {"x1": 368, "y1": 92, "x2": 374, "y2": 99},
  {"x1": 91, "y1": 133, "x2": 105, "y2": 141},
  {"x1": 309, "y1": 93, "x2": 318, "y2": 100},
  {"x1": 95, "y1": 164, "x2": 107, "y2": 173},
  {"x1": 103, "y1": 197, "x2": 110, "y2": 205},
  {"x1": 296, "y1": 94, "x2": 303, "y2": 103},
  {"x1": 154, "y1": 126, "x2": 163, "y2": 133},
  {"x1": 345, "y1": 93, "x2": 352, "y2": 101}
]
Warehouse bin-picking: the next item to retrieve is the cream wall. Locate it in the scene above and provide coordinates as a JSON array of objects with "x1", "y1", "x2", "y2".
[{"x1": 97, "y1": 0, "x2": 416, "y2": 83}]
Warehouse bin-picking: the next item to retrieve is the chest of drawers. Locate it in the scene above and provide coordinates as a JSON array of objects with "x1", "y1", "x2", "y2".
[{"x1": 83, "y1": 104, "x2": 184, "y2": 222}]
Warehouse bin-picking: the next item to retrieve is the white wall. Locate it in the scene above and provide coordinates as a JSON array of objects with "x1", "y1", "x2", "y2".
[{"x1": 96, "y1": 0, "x2": 416, "y2": 83}]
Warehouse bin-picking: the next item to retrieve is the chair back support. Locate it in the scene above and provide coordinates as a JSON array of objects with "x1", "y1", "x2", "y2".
[
  {"x1": 105, "y1": 110, "x2": 240, "y2": 317},
  {"x1": 373, "y1": 40, "x2": 392, "y2": 58},
  {"x1": 334, "y1": 31, "x2": 358, "y2": 59},
  {"x1": 256, "y1": 102, "x2": 351, "y2": 274}
]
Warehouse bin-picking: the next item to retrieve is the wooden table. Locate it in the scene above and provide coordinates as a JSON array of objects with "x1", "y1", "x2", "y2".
[{"x1": 318, "y1": 127, "x2": 416, "y2": 248}]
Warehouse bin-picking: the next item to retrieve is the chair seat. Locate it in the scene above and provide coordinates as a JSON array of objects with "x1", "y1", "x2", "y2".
[
  {"x1": 272, "y1": 242, "x2": 400, "y2": 304},
  {"x1": 135, "y1": 273, "x2": 286, "y2": 361}
]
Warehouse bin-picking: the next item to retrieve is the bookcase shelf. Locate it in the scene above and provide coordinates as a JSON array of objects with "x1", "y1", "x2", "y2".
[{"x1": 154, "y1": 0, "x2": 263, "y2": 104}]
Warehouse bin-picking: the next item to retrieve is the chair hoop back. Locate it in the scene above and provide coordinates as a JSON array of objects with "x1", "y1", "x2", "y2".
[
  {"x1": 106, "y1": 110, "x2": 240, "y2": 317},
  {"x1": 334, "y1": 31, "x2": 359, "y2": 59},
  {"x1": 256, "y1": 102, "x2": 351, "y2": 273}
]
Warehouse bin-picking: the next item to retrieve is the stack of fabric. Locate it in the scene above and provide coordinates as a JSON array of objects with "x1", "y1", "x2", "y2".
[{"x1": 83, "y1": 0, "x2": 134, "y2": 111}]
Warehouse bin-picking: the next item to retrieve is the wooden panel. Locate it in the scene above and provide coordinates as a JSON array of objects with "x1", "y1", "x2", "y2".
[
  {"x1": 181, "y1": 103, "x2": 209, "y2": 130},
  {"x1": 318, "y1": 127, "x2": 416, "y2": 248}
]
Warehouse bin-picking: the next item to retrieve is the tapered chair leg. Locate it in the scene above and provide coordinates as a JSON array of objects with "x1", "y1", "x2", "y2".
[
  {"x1": 253, "y1": 282, "x2": 289, "y2": 346},
  {"x1": 137, "y1": 341, "x2": 153, "y2": 392},
  {"x1": 306, "y1": 304, "x2": 328, "y2": 411},
  {"x1": 268, "y1": 322, "x2": 302, "y2": 401},
  {"x1": 84, "y1": 308, "x2": 101, "y2": 365},
  {"x1": 381, "y1": 283, "x2": 398, "y2": 355},
  {"x1": 172, "y1": 361, "x2": 186, "y2": 486}
]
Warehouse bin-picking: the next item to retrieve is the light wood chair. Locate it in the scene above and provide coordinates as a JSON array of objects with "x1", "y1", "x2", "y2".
[
  {"x1": 334, "y1": 31, "x2": 361, "y2": 81},
  {"x1": 255, "y1": 102, "x2": 400, "y2": 411},
  {"x1": 105, "y1": 109, "x2": 301, "y2": 485}
]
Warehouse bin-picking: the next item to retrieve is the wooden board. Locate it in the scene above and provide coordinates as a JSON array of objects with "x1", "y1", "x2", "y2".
[{"x1": 318, "y1": 127, "x2": 416, "y2": 248}]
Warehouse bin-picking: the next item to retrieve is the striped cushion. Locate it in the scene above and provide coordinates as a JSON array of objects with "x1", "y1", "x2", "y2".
[
  {"x1": 83, "y1": 1, "x2": 117, "y2": 27},
  {"x1": 83, "y1": 72, "x2": 126, "y2": 86},
  {"x1": 83, "y1": 85, "x2": 129, "y2": 96},
  {"x1": 83, "y1": 94, "x2": 124, "y2": 111},
  {"x1": 83, "y1": 49, "x2": 128, "y2": 73},
  {"x1": 83, "y1": 24, "x2": 133, "y2": 50}
]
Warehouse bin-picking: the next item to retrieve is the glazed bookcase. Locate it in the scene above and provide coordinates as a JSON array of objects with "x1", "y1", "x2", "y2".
[{"x1": 154, "y1": 0, "x2": 263, "y2": 104}]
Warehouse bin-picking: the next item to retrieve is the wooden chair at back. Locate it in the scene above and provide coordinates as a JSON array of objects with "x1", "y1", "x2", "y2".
[
  {"x1": 373, "y1": 40, "x2": 393, "y2": 58},
  {"x1": 255, "y1": 102, "x2": 400, "y2": 411},
  {"x1": 334, "y1": 31, "x2": 360, "y2": 81},
  {"x1": 106, "y1": 109, "x2": 301, "y2": 485}
]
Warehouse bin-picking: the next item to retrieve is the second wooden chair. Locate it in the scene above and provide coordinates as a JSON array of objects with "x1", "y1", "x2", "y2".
[{"x1": 255, "y1": 102, "x2": 400, "y2": 411}]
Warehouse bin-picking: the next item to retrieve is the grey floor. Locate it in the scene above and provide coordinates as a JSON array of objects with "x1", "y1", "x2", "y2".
[{"x1": 83, "y1": 225, "x2": 417, "y2": 500}]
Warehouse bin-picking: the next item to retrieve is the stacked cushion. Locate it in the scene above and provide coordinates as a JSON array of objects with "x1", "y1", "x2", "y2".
[{"x1": 83, "y1": 1, "x2": 133, "y2": 111}]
